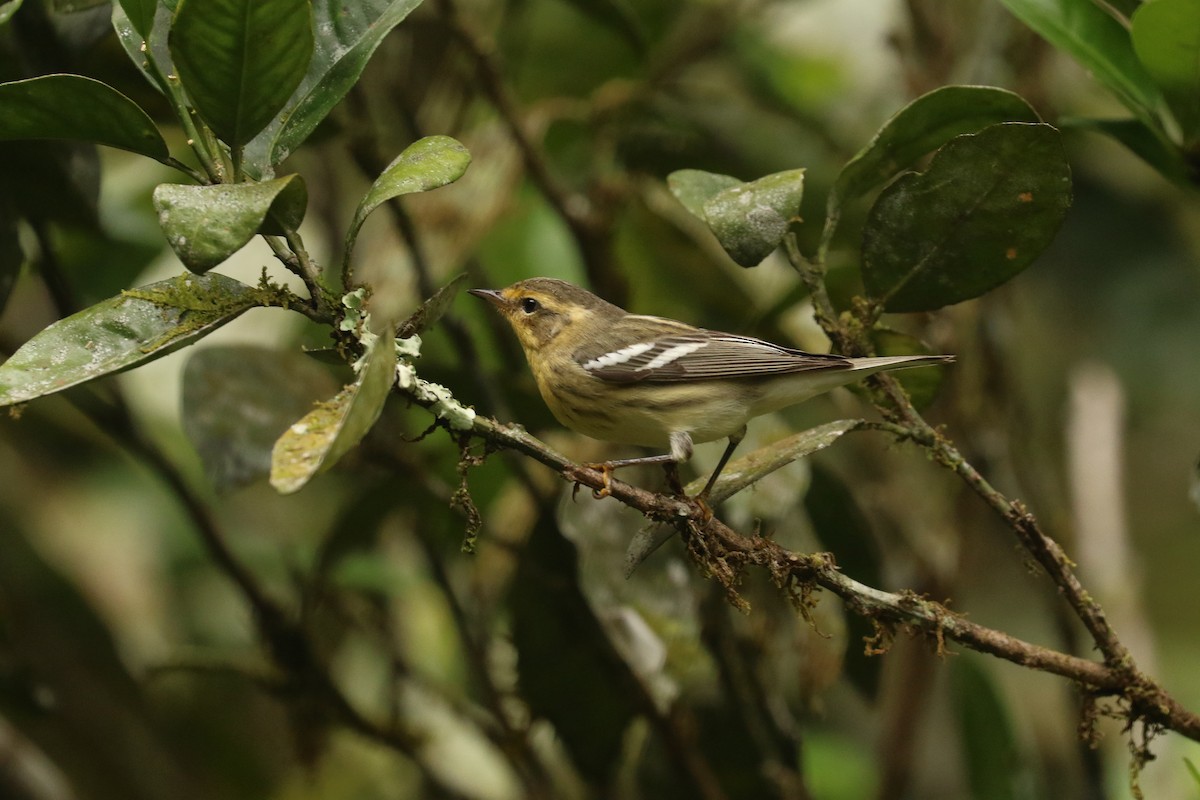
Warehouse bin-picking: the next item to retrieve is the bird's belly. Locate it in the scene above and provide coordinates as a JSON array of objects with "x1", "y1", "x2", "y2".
[{"x1": 540, "y1": 376, "x2": 753, "y2": 449}]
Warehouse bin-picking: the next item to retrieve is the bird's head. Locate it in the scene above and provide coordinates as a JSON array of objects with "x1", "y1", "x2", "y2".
[{"x1": 469, "y1": 278, "x2": 622, "y2": 354}]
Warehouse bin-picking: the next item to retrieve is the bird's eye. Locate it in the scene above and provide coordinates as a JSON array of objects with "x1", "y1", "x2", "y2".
[{"x1": 520, "y1": 297, "x2": 540, "y2": 314}]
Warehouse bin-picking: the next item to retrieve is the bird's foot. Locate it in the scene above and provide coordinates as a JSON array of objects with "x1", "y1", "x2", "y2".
[{"x1": 582, "y1": 461, "x2": 616, "y2": 499}]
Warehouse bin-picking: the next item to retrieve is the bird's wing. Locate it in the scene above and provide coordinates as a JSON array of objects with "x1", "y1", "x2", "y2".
[{"x1": 574, "y1": 315, "x2": 851, "y2": 384}]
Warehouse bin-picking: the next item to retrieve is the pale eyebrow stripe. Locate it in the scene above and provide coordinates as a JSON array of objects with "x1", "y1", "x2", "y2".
[
  {"x1": 638, "y1": 341, "x2": 706, "y2": 371},
  {"x1": 582, "y1": 341, "x2": 656, "y2": 371}
]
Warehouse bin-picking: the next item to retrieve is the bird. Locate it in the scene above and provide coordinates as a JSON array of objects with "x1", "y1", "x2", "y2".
[{"x1": 470, "y1": 277, "x2": 953, "y2": 499}]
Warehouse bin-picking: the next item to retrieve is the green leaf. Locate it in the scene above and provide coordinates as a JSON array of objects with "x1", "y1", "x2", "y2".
[
  {"x1": 952, "y1": 659, "x2": 1023, "y2": 800},
  {"x1": 0, "y1": 0, "x2": 24, "y2": 25},
  {"x1": 113, "y1": 2, "x2": 176, "y2": 90},
  {"x1": 1062, "y1": 116, "x2": 1195, "y2": 184},
  {"x1": 244, "y1": 0, "x2": 426, "y2": 174},
  {"x1": 397, "y1": 273, "x2": 469, "y2": 339},
  {"x1": 804, "y1": 464, "x2": 881, "y2": 700},
  {"x1": 1132, "y1": 0, "x2": 1200, "y2": 142},
  {"x1": 666, "y1": 168, "x2": 743, "y2": 220},
  {"x1": 513, "y1": 515, "x2": 640, "y2": 781},
  {"x1": 862, "y1": 123, "x2": 1071, "y2": 312},
  {"x1": 701, "y1": 168, "x2": 805, "y2": 267},
  {"x1": 624, "y1": 419, "x2": 860, "y2": 576},
  {"x1": 832, "y1": 86, "x2": 1041, "y2": 208},
  {"x1": 270, "y1": 328, "x2": 398, "y2": 494},
  {"x1": 153, "y1": 175, "x2": 307, "y2": 273},
  {"x1": 0, "y1": 75, "x2": 169, "y2": 161},
  {"x1": 1185, "y1": 757, "x2": 1200, "y2": 789},
  {"x1": 0, "y1": 141, "x2": 99, "y2": 226},
  {"x1": 343, "y1": 136, "x2": 472, "y2": 271},
  {"x1": 0, "y1": 273, "x2": 259, "y2": 407},
  {"x1": 169, "y1": 0, "x2": 314, "y2": 148},
  {"x1": 997, "y1": 0, "x2": 1167, "y2": 124},
  {"x1": 182, "y1": 345, "x2": 340, "y2": 492},
  {"x1": 557, "y1": 0, "x2": 645, "y2": 54},
  {"x1": 115, "y1": 0, "x2": 154, "y2": 38}
]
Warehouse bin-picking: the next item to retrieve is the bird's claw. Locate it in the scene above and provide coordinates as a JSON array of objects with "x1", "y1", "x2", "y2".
[{"x1": 583, "y1": 462, "x2": 615, "y2": 499}]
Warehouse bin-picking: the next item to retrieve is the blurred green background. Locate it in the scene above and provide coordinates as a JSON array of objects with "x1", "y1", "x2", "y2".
[{"x1": 2, "y1": 0, "x2": 1200, "y2": 798}]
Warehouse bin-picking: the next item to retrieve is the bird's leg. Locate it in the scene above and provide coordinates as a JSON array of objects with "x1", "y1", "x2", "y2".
[
  {"x1": 697, "y1": 426, "x2": 745, "y2": 502},
  {"x1": 584, "y1": 432, "x2": 693, "y2": 499}
]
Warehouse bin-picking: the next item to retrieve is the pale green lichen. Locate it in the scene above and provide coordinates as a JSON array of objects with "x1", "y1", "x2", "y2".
[{"x1": 394, "y1": 333, "x2": 475, "y2": 430}]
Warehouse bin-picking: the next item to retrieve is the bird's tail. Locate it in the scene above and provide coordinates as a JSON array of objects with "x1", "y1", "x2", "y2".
[{"x1": 846, "y1": 354, "x2": 955, "y2": 374}]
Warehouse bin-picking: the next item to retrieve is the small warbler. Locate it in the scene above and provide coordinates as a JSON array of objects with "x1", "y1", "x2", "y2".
[{"x1": 471, "y1": 278, "x2": 952, "y2": 498}]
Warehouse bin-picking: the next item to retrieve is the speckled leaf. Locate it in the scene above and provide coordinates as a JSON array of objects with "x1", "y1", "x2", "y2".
[
  {"x1": 0, "y1": 273, "x2": 258, "y2": 406},
  {"x1": 0, "y1": 75, "x2": 169, "y2": 161},
  {"x1": 625, "y1": 419, "x2": 860, "y2": 576},
  {"x1": 666, "y1": 169, "x2": 742, "y2": 220},
  {"x1": 862, "y1": 123, "x2": 1071, "y2": 312},
  {"x1": 270, "y1": 328, "x2": 397, "y2": 494},
  {"x1": 343, "y1": 136, "x2": 471, "y2": 270},
  {"x1": 832, "y1": 86, "x2": 1040, "y2": 208},
  {"x1": 701, "y1": 169, "x2": 804, "y2": 267},
  {"x1": 169, "y1": 0, "x2": 314, "y2": 147},
  {"x1": 244, "y1": 0, "x2": 425, "y2": 174},
  {"x1": 397, "y1": 273, "x2": 468, "y2": 338},
  {"x1": 182, "y1": 345, "x2": 340, "y2": 492},
  {"x1": 153, "y1": 175, "x2": 307, "y2": 273},
  {"x1": 1132, "y1": 0, "x2": 1200, "y2": 141},
  {"x1": 115, "y1": 0, "x2": 154, "y2": 37}
]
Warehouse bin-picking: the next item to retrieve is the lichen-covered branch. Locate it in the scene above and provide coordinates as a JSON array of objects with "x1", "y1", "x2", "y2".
[{"x1": 458, "y1": 413, "x2": 1200, "y2": 744}]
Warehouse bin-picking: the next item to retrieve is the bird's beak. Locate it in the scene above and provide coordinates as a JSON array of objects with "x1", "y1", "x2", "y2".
[{"x1": 468, "y1": 288, "x2": 506, "y2": 308}]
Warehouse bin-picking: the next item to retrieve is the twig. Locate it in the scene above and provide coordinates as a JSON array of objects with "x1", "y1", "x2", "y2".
[{"x1": 459, "y1": 414, "x2": 1200, "y2": 743}]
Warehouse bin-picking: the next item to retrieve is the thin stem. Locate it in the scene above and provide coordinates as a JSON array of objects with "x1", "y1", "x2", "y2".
[{"x1": 453, "y1": 413, "x2": 1200, "y2": 743}]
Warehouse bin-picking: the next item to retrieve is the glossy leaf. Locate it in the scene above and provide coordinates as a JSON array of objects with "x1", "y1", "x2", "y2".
[
  {"x1": 862, "y1": 123, "x2": 1071, "y2": 312},
  {"x1": 169, "y1": 0, "x2": 314, "y2": 147},
  {"x1": 667, "y1": 168, "x2": 742, "y2": 220},
  {"x1": 0, "y1": 0, "x2": 23, "y2": 25},
  {"x1": 153, "y1": 175, "x2": 307, "y2": 273},
  {"x1": 182, "y1": 345, "x2": 340, "y2": 492},
  {"x1": 115, "y1": 0, "x2": 154, "y2": 37},
  {"x1": 702, "y1": 168, "x2": 805, "y2": 267},
  {"x1": 244, "y1": 0, "x2": 425, "y2": 174},
  {"x1": 1132, "y1": 0, "x2": 1200, "y2": 141},
  {"x1": 397, "y1": 273, "x2": 469, "y2": 339},
  {"x1": 0, "y1": 75, "x2": 169, "y2": 161},
  {"x1": 343, "y1": 136, "x2": 472, "y2": 270},
  {"x1": 625, "y1": 419, "x2": 860, "y2": 576},
  {"x1": 998, "y1": 0, "x2": 1166, "y2": 123},
  {"x1": 952, "y1": 659, "x2": 1023, "y2": 800},
  {"x1": 0, "y1": 273, "x2": 259, "y2": 406},
  {"x1": 113, "y1": 2, "x2": 176, "y2": 89},
  {"x1": 832, "y1": 86, "x2": 1041, "y2": 208},
  {"x1": 1063, "y1": 116, "x2": 1194, "y2": 185},
  {"x1": 270, "y1": 328, "x2": 398, "y2": 494}
]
